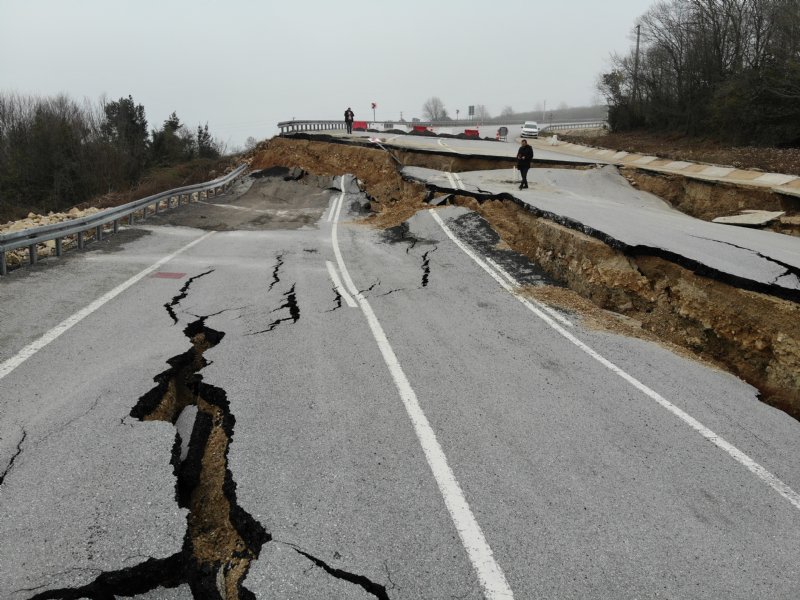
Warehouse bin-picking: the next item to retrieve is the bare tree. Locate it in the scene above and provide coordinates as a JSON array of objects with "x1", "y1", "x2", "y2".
[
  {"x1": 598, "y1": 0, "x2": 800, "y2": 143},
  {"x1": 500, "y1": 105, "x2": 515, "y2": 117},
  {"x1": 422, "y1": 96, "x2": 449, "y2": 121}
]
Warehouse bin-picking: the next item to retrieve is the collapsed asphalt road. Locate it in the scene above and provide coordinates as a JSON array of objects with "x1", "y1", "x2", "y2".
[{"x1": 1, "y1": 167, "x2": 800, "y2": 599}]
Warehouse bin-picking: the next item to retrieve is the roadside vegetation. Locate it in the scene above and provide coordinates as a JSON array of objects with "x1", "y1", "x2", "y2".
[
  {"x1": 0, "y1": 93, "x2": 232, "y2": 223},
  {"x1": 599, "y1": 0, "x2": 800, "y2": 147}
]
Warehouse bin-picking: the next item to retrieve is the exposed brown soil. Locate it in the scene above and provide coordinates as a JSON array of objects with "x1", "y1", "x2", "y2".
[
  {"x1": 249, "y1": 137, "x2": 800, "y2": 419},
  {"x1": 622, "y1": 170, "x2": 793, "y2": 218},
  {"x1": 519, "y1": 284, "x2": 723, "y2": 368},
  {"x1": 250, "y1": 137, "x2": 430, "y2": 228},
  {"x1": 560, "y1": 130, "x2": 800, "y2": 176}
]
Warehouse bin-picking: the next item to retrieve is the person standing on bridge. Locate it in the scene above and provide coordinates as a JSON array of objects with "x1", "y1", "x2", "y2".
[
  {"x1": 515, "y1": 139, "x2": 533, "y2": 189},
  {"x1": 344, "y1": 107, "x2": 354, "y2": 134}
]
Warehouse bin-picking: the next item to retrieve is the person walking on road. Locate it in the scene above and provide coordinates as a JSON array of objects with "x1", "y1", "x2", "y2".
[
  {"x1": 515, "y1": 139, "x2": 533, "y2": 189},
  {"x1": 344, "y1": 107, "x2": 355, "y2": 134}
]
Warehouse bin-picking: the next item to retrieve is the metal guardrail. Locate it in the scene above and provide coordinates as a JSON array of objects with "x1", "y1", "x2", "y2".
[
  {"x1": 540, "y1": 121, "x2": 607, "y2": 132},
  {"x1": 278, "y1": 118, "x2": 608, "y2": 134},
  {"x1": 0, "y1": 164, "x2": 248, "y2": 275}
]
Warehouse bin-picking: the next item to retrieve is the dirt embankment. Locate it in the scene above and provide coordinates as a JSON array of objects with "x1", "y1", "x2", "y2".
[
  {"x1": 560, "y1": 130, "x2": 800, "y2": 177},
  {"x1": 250, "y1": 136, "x2": 800, "y2": 419},
  {"x1": 622, "y1": 170, "x2": 800, "y2": 233}
]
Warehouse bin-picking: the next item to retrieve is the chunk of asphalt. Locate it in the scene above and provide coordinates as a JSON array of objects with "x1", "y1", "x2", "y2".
[
  {"x1": 427, "y1": 194, "x2": 453, "y2": 206},
  {"x1": 175, "y1": 406, "x2": 198, "y2": 463}
]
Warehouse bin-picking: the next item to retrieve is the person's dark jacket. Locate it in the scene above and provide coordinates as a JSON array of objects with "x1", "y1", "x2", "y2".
[
  {"x1": 516, "y1": 144, "x2": 533, "y2": 168},
  {"x1": 344, "y1": 109, "x2": 354, "y2": 122}
]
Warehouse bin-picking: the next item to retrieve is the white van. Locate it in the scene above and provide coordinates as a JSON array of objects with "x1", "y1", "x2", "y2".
[{"x1": 520, "y1": 121, "x2": 539, "y2": 138}]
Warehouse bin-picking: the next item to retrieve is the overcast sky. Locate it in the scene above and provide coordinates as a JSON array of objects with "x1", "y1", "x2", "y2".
[{"x1": 1, "y1": 0, "x2": 654, "y2": 149}]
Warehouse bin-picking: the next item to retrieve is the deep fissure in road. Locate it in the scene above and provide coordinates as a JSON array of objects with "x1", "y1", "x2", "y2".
[
  {"x1": 130, "y1": 317, "x2": 269, "y2": 599},
  {"x1": 29, "y1": 316, "x2": 269, "y2": 600}
]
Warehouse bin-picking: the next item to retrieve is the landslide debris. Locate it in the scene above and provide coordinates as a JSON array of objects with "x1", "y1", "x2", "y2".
[
  {"x1": 249, "y1": 137, "x2": 428, "y2": 228},
  {"x1": 248, "y1": 136, "x2": 800, "y2": 419}
]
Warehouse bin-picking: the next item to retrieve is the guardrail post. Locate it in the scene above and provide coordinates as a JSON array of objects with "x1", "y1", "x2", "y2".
[
  {"x1": 96, "y1": 225, "x2": 103, "y2": 241},
  {"x1": 55, "y1": 238, "x2": 62, "y2": 257},
  {"x1": 113, "y1": 219, "x2": 119, "y2": 233},
  {"x1": 29, "y1": 244, "x2": 37, "y2": 265},
  {"x1": 78, "y1": 231, "x2": 85, "y2": 249},
  {"x1": 129, "y1": 212, "x2": 135, "y2": 225},
  {"x1": 0, "y1": 252, "x2": 6, "y2": 276},
  {"x1": 154, "y1": 200, "x2": 159, "y2": 214}
]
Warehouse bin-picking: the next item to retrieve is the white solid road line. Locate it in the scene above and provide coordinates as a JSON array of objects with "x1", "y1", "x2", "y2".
[
  {"x1": 325, "y1": 260, "x2": 356, "y2": 308},
  {"x1": 0, "y1": 231, "x2": 216, "y2": 381},
  {"x1": 430, "y1": 209, "x2": 800, "y2": 512},
  {"x1": 332, "y1": 178, "x2": 514, "y2": 599},
  {"x1": 453, "y1": 173, "x2": 466, "y2": 190},
  {"x1": 446, "y1": 172, "x2": 458, "y2": 190},
  {"x1": 325, "y1": 194, "x2": 338, "y2": 223}
]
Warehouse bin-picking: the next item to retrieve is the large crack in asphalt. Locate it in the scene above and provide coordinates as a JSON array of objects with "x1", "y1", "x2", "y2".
[
  {"x1": 165, "y1": 270, "x2": 215, "y2": 324},
  {"x1": 267, "y1": 254, "x2": 285, "y2": 292},
  {"x1": 29, "y1": 314, "x2": 270, "y2": 600},
  {"x1": 292, "y1": 548, "x2": 390, "y2": 600},
  {"x1": 687, "y1": 234, "x2": 800, "y2": 285},
  {"x1": 249, "y1": 283, "x2": 300, "y2": 334},
  {"x1": 420, "y1": 247, "x2": 437, "y2": 288},
  {"x1": 327, "y1": 286, "x2": 344, "y2": 312}
]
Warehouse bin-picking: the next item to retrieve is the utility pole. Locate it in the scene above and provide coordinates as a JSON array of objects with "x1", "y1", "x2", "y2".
[
  {"x1": 542, "y1": 100, "x2": 546, "y2": 123},
  {"x1": 633, "y1": 24, "x2": 641, "y2": 107}
]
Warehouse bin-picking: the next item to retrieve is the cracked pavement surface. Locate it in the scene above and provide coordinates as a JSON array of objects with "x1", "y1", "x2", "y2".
[
  {"x1": 403, "y1": 165, "x2": 800, "y2": 300},
  {"x1": 2, "y1": 170, "x2": 800, "y2": 598}
]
